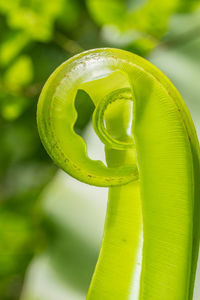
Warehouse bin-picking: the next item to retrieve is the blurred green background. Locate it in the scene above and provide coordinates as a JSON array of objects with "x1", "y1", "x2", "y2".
[{"x1": 0, "y1": 0, "x2": 200, "y2": 299}]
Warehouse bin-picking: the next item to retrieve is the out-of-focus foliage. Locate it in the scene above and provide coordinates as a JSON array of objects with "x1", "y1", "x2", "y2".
[
  {"x1": 0, "y1": 0, "x2": 200, "y2": 299},
  {"x1": 0, "y1": 1, "x2": 84, "y2": 298},
  {"x1": 87, "y1": 0, "x2": 200, "y2": 55},
  {"x1": 0, "y1": 0, "x2": 80, "y2": 41}
]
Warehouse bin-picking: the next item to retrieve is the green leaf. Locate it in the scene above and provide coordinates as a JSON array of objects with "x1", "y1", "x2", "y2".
[{"x1": 4, "y1": 55, "x2": 33, "y2": 89}]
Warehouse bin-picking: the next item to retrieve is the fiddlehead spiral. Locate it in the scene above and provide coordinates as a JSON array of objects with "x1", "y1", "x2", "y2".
[
  {"x1": 93, "y1": 87, "x2": 135, "y2": 150},
  {"x1": 37, "y1": 51, "x2": 138, "y2": 187},
  {"x1": 37, "y1": 48, "x2": 200, "y2": 300}
]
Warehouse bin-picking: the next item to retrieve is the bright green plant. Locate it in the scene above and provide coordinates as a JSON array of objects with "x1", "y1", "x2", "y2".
[{"x1": 37, "y1": 48, "x2": 200, "y2": 300}]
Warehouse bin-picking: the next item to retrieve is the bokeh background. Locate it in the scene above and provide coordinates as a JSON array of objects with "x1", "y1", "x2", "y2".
[{"x1": 0, "y1": 1, "x2": 200, "y2": 299}]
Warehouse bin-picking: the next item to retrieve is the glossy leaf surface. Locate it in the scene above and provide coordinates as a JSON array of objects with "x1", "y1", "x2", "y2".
[{"x1": 37, "y1": 48, "x2": 200, "y2": 300}]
